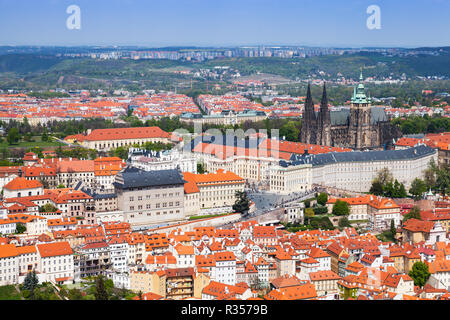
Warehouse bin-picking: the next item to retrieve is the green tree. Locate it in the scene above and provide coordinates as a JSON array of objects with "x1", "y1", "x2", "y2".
[
  {"x1": 304, "y1": 199, "x2": 311, "y2": 208},
  {"x1": 197, "y1": 162, "x2": 205, "y2": 174},
  {"x1": 94, "y1": 275, "x2": 109, "y2": 300},
  {"x1": 22, "y1": 271, "x2": 39, "y2": 298},
  {"x1": 424, "y1": 159, "x2": 437, "y2": 190},
  {"x1": 232, "y1": 191, "x2": 250, "y2": 215},
  {"x1": 7, "y1": 127, "x2": 20, "y2": 145},
  {"x1": 41, "y1": 128, "x2": 49, "y2": 142},
  {"x1": 409, "y1": 178, "x2": 427, "y2": 200},
  {"x1": 338, "y1": 216, "x2": 351, "y2": 228},
  {"x1": 374, "y1": 167, "x2": 393, "y2": 186},
  {"x1": 110, "y1": 146, "x2": 129, "y2": 160},
  {"x1": 15, "y1": 223, "x2": 26, "y2": 234},
  {"x1": 332, "y1": 200, "x2": 350, "y2": 216},
  {"x1": 390, "y1": 219, "x2": 397, "y2": 241},
  {"x1": 304, "y1": 207, "x2": 315, "y2": 225},
  {"x1": 317, "y1": 193, "x2": 328, "y2": 206},
  {"x1": 408, "y1": 261, "x2": 431, "y2": 287},
  {"x1": 403, "y1": 206, "x2": 422, "y2": 222},
  {"x1": 39, "y1": 203, "x2": 58, "y2": 213},
  {"x1": 397, "y1": 182, "x2": 407, "y2": 198},
  {"x1": 279, "y1": 121, "x2": 301, "y2": 142},
  {"x1": 435, "y1": 165, "x2": 450, "y2": 196},
  {"x1": 369, "y1": 181, "x2": 384, "y2": 196}
]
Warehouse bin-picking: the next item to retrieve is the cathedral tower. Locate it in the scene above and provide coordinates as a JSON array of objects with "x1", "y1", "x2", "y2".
[
  {"x1": 349, "y1": 70, "x2": 372, "y2": 149},
  {"x1": 317, "y1": 83, "x2": 331, "y2": 146},
  {"x1": 300, "y1": 83, "x2": 316, "y2": 144}
]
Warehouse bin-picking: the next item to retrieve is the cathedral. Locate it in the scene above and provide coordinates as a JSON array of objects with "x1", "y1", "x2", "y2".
[{"x1": 300, "y1": 72, "x2": 401, "y2": 150}]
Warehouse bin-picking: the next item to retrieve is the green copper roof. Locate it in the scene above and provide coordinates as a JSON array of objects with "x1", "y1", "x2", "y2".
[{"x1": 351, "y1": 70, "x2": 371, "y2": 104}]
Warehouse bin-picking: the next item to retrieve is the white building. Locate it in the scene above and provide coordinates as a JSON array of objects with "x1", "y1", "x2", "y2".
[
  {"x1": 128, "y1": 148, "x2": 197, "y2": 173},
  {"x1": 214, "y1": 252, "x2": 236, "y2": 285},
  {"x1": 36, "y1": 241, "x2": 74, "y2": 284},
  {"x1": 307, "y1": 145, "x2": 437, "y2": 193},
  {"x1": 0, "y1": 244, "x2": 19, "y2": 285},
  {"x1": 108, "y1": 236, "x2": 129, "y2": 273}
]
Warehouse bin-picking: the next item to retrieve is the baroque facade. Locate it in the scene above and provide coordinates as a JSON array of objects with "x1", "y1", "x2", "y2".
[{"x1": 300, "y1": 72, "x2": 401, "y2": 149}]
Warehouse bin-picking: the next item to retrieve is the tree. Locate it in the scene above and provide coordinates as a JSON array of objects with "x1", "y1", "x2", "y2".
[
  {"x1": 57, "y1": 184, "x2": 65, "y2": 189},
  {"x1": 374, "y1": 167, "x2": 393, "y2": 186},
  {"x1": 403, "y1": 206, "x2": 421, "y2": 222},
  {"x1": 397, "y1": 182, "x2": 407, "y2": 198},
  {"x1": 422, "y1": 159, "x2": 450, "y2": 196},
  {"x1": 369, "y1": 180, "x2": 384, "y2": 196},
  {"x1": 22, "y1": 271, "x2": 39, "y2": 297},
  {"x1": 41, "y1": 128, "x2": 49, "y2": 142},
  {"x1": 94, "y1": 275, "x2": 109, "y2": 300},
  {"x1": 197, "y1": 162, "x2": 205, "y2": 174},
  {"x1": 126, "y1": 108, "x2": 134, "y2": 118},
  {"x1": 7, "y1": 127, "x2": 20, "y2": 145},
  {"x1": 409, "y1": 178, "x2": 427, "y2": 200},
  {"x1": 304, "y1": 199, "x2": 311, "y2": 208},
  {"x1": 435, "y1": 164, "x2": 450, "y2": 196},
  {"x1": 68, "y1": 288, "x2": 83, "y2": 300},
  {"x1": 424, "y1": 159, "x2": 437, "y2": 190},
  {"x1": 390, "y1": 219, "x2": 397, "y2": 241},
  {"x1": 305, "y1": 208, "x2": 315, "y2": 219},
  {"x1": 408, "y1": 261, "x2": 431, "y2": 287},
  {"x1": 279, "y1": 121, "x2": 301, "y2": 142},
  {"x1": 332, "y1": 200, "x2": 350, "y2": 216},
  {"x1": 317, "y1": 193, "x2": 328, "y2": 206},
  {"x1": 338, "y1": 216, "x2": 351, "y2": 228},
  {"x1": 40, "y1": 203, "x2": 58, "y2": 213},
  {"x1": 16, "y1": 223, "x2": 26, "y2": 234},
  {"x1": 232, "y1": 191, "x2": 250, "y2": 215},
  {"x1": 110, "y1": 146, "x2": 129, "y2": 160}
]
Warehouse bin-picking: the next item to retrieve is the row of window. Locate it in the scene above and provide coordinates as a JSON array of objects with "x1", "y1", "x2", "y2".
[
  {"x1": 129, "y1": 210, "x2": 181, "y2": 218},
  {"x1": 129, "y1": 202, "x2": 180, "y2": 211},
  {"x1": 129, "y1": 192, "x2": 181, "y2": 201}
]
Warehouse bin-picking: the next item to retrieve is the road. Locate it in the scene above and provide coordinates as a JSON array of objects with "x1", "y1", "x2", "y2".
[
  {"x1": 247, "y1": 189, "x2": 317, "y2": 217},
  {"x1": 219, "y1": 189, "x2": 317, "y2": 228},
  {"x1": 53, "y1": 136, "x2": 82, "y2": 148}
]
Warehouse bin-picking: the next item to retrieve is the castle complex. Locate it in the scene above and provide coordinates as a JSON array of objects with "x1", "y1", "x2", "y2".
[{"x1": 300, "y1": 72, "x2": 401, "y2": 149}]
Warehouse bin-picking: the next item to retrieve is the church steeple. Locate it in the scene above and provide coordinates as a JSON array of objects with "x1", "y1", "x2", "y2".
[
  {"x1": 300, "y1": 83, "x2": 316, "y2": 144},
  {"x1": 320, "y1": 83, "x2": 330, "y2": 122},
  {"x1": 304, "y1": 83, "x2": 315, "y2": 118},
  {"x1": 317, "y1": 82, "x2": 331, "y2": 146},
  {"x1": 320, "y1": 83, "x2": 328, "y2": 111},
  {"x1": 306, "y1": 83, "x2": 312, "y2": 102}
]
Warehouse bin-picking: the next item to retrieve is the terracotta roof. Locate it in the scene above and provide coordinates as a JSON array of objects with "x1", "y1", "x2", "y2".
[
  {"x1": 84, "y1": 126, "x2": 170, "y2": 141},
  {"x1": 4, "y1": 177, "x2": 43, "y2": 190},
  {"x1": 402, "y1": 218, "x2": 435, "y2": 233},
  {"x1": 0, "y1": 244, "x2": 19, "y2": 258},
  {"x1": 265, "y1": 283, "x2": 317, "y2": 300},
  {"x1": 37, "y1": 241, "x2": 73, "y2": 257}
]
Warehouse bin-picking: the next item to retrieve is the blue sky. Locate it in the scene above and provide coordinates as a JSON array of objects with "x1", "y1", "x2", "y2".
[{"x1": 0, "y1": 0, "x2": 449, "y2": 47}]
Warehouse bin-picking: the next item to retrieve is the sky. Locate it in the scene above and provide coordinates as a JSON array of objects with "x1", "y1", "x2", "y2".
[{"x1": 0, "y1": 0, "x2": 449, "y2": 48}]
